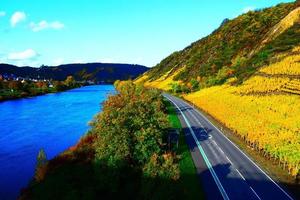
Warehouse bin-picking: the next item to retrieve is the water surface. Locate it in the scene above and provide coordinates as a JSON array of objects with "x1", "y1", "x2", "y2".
[{"x1": 0, "y1": 85, "x2": 115, "y2": 200}]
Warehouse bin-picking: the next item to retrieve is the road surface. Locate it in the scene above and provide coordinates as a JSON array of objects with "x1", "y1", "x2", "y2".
[{"x1": 164, "y1": 93, "x2": 294, "y2": 200}]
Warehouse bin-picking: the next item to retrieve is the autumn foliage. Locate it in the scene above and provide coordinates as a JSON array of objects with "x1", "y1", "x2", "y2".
[
  {"x1": 21, "y1": 81, "x2": 183, "y2": 200},
  {"x1": 91, "y1": 80, "x2": 180, "y2": 181},
  {"x1": 135, "y1": 1, "x2": 300, "y2": 180},
  {"x1": 184, "y1": 47, "x2": 300, "y2": 178}
]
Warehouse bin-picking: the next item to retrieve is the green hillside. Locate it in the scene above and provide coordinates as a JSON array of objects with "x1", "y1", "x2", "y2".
[{"x1": 140, "y1": 2, "x2": 300, "y2": 87}]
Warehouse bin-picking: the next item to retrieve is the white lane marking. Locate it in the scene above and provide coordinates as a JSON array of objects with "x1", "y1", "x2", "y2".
[
  {"x1": 236, "y1": 169, "x2": 246, "y2": 181},
  {"x1": 212, "y1": 140, "x2": 234, "y2": 165},
  {"x1": 186, "y1": 102, "x2": 263, "y2": 200},
  {"x1": 204, "y1": 138, "x2": 228, "y2": 165},
  {"x1": 186, "y1": 109, "x2": 235, "y2": 165},
  {"x1": 183, "y1": 102, "x2": 264, "y2": 200},
  {"x1": 172, "y1": 95, "x2": 294, "y2": 200},
  {"x1": 250, "y1": 186, "x2": 262, "y2": 200},
  {"x1": 177, "y1": 100, "x2": 264, "y2": 200},
  {"x1": 164, "y1": 95, "x2": 230, "y2": 200}
]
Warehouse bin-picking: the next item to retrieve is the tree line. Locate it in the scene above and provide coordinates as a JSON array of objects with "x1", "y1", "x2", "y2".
[{"x1": 0, "y1": 75, "x2": 80, "y2": 101}]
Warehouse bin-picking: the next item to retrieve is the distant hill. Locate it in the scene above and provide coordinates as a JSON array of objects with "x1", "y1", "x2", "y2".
[{"x1": 0, "y1": 63, "x2": 148, "y2": 83}]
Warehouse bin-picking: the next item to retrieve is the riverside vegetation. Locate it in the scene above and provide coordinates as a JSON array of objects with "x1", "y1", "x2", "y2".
[
  {"x1": 0, "y1": 75, "x2": 80, "y2": 101},
  {"x1": 136, "y1": 1, "x2": 300, "y2": 180},
  {"x1": 20, "y1": 81, "x2": 202, "y2": 200}
]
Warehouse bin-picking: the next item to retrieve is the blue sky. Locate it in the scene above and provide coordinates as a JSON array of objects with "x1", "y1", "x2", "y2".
[{"x1": 0, "y1": 0, "x2": 295, "y2": 67}]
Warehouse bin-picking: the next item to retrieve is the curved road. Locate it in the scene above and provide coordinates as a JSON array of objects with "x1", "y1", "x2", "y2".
[{"x1": 164, "y1": 94, "x2": 294, "y2": 200}]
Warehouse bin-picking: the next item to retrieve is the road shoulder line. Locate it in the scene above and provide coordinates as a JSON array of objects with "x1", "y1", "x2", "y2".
[{"x1": 164, "y1": 95, "x2": 230, "y2": 200}]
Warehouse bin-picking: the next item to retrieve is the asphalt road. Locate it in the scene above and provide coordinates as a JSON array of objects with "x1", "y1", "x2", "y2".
[{"x1": 164, "y1": 93, "x2": 295, "y2": 200}]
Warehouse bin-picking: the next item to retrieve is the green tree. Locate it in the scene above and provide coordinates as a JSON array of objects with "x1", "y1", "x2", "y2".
[
  {"x1": 190, "y1": 78, "x2": 200, "y2": 91},
  {"x1": 170, "y1": 83, "x2": 181, "y2": 93}
]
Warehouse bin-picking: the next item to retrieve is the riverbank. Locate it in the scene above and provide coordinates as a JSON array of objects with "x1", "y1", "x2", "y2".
[
  {"x1": 0, "y1": 87, "x2": 58, "y2": 102},
  {"x1": 0, "y1": 76, "x2": 86, "y2": 102},
  {"x1": 0, "y1": 85, "x2": 90, "y2": 102}
]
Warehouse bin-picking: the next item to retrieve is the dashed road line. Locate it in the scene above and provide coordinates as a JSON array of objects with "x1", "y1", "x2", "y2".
[{"x1": 164, "y1": 95, "x2": 230, "y2": 200}]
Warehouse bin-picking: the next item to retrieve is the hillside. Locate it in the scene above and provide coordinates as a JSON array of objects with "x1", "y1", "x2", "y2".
[
  {"x1": 137, "y1": 2, "x2": 299, "y2": 87},
  {"x1": 136, "y1": 2, "x2": 300, "y2": 179},
  {"x1": 185, "y1": 48, "x2": 300, "y2": 177},
  {"x1": 0, "y1": 63, "x2": 148, "y2": 83}
]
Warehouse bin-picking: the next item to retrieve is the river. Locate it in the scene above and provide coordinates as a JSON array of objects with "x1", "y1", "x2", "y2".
[{"x1": 0, "y1": 85, "x2": 115, "y2": 200}]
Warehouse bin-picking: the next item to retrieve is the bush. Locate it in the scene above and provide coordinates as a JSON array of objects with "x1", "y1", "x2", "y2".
[
  {"x1": 92, "y1": 81, "x2": 170, "y2": 165},
  {"x1": 90, "y1": 80, "x2": 180, "y2": 197}
]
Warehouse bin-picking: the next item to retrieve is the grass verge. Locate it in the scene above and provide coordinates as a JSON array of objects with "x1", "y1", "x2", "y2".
[{"x1": 164, "y1": 99, "x2": 205, "y2": 200}]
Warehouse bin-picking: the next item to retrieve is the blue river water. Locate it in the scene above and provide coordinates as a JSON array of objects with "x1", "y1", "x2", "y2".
[{"x1": 0, "y1": 85, "x2": 115, "y2": 200}]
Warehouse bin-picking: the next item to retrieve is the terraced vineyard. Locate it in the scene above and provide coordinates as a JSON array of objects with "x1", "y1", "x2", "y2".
[
  {"x1": 281, "y1": 79, "x2": 300, "y2": 95},
  {"x1": 184, "y1": 48, "x2": 300, "y2": 177},
  {"x1": 237, "y1": 51, "x2": 300, "y2": 96}
]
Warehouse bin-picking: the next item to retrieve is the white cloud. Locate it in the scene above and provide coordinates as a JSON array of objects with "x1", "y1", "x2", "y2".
[
  {"x1": 8, "y1": 49, "x2": 38, "y2": 60},
  {"x1": 52, "y1": 58, "x2": 64, "y2": 66},
  {"x1": 242, "y1": 6, "x2": 255, "y2": 13},
  {"x1": 0, "y1": 11, "x2": 6, "y2": 17},
  {"x1": 11, "y1": 11, "x2": 26, "y2": 27},
  {"x1": 30, "y1": 20, "x2": 64, "y2": 32}
]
